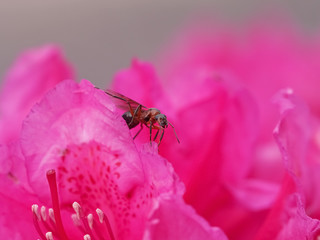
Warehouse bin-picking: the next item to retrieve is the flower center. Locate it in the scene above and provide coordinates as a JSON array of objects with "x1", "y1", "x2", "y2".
[{"x1": 32, "y1": 169, "x2": 116, "y2": 240}]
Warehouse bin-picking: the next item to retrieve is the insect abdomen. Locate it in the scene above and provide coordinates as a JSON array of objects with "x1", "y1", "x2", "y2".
[{"x1": 122, "y1": 111, "x2": 139, "y2": 129}]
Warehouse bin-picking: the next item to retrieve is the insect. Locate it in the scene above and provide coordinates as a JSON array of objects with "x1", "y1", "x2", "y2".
[{"x1": 103, "y1": 89, "x2": 180, "y2": 145}]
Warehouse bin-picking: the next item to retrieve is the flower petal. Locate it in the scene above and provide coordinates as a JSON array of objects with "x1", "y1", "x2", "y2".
[
  {"x1": 21, "y1": 79, "x2": 133, "y2": 202},
  {"x1": 0, "y1": 45, "x2": 74, "y2": 144},
  {"x1": 112, "y1": 59, "x2": 167, "y2": 110},
  {"x1": 256, "y1": 89, "x2": 320, "y2": 239},
  {"x1": 145, "y1": 197, "x2": 228, "y2": 240}
]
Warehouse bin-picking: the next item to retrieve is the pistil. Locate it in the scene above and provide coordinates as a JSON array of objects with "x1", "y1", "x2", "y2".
[{"x1": 46, "y1": 169, "x2": 69, "y2": 240}]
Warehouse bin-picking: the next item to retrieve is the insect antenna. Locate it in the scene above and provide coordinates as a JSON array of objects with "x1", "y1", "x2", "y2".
[{"x1": 168, "y1": 121, "x2": 180, "y2": 144}]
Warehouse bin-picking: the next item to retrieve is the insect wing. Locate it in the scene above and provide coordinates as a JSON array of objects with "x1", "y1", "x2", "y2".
[{"x1": 104, "y1": 89, "x2": 147, "y2": 112}]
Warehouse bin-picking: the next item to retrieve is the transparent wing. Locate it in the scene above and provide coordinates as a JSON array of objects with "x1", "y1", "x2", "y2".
[{"x1": 103, "y1": 89, "x2": 147, "y2": 112}]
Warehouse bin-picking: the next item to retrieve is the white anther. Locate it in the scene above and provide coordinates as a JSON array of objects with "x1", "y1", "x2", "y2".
[
  {"x1": 31, "y1": 204, "x2": 41, "y2": 220},
  {"x1": 83, "y1": 234, "x2": 91, "y2": 240},
  {"x1": 72, "y1": 202, "x2": 82, "y2": 220},
  {"x1": 48, "y1": 208, "x2": 55, "y2": 223},
  {"x1": 41, "y1": 206, "x2": 47, "y2": 221},
  {"x1": 87, "y1": 213, "x2": 94, "y2": 229},
  {"x1": 45, "y1": 232, "x2": 54, "y2": 240},
  {"x1": 96, "y1": 208, "x2": 104, "y2": 223}
]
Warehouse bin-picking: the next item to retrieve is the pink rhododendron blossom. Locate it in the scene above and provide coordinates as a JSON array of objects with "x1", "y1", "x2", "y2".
[
  {"x1": 1, "y1": 78, "x2": 227, "y2": 240},
  {"x1": 3, "y1": 18, "x2": 320, "y2": 240},
  {"x1": 255, "y1": 89, "x2": 320, "y2": 239},
  {"x1": 0, "y1": 45, "x2": 73, "y2": 144}
]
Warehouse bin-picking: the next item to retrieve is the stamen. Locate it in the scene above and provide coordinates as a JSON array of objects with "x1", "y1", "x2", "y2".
[
  {"x1": 32, "y1": 204, "x2": 41, "y2": 220},
  {"x1": 87, "y1": 214, "x2": 94, "y2": 230},
  {"x1": 72, "y1": 202, "x2": 82, "y2": 220},
  {"x1": 32, "y1": 204, "x2": 46, "y2": 240},
  {"x1": 96, "y1": 208, "x2": 115, "y2": 240},
  {"x1": 83, "y1": 234, "x2": 91, "y2": 240},
  {"x1": 48, "y1": 208, "x2": 55, "y2": 223},
  {"x1": 96, "y1": 208, "x2": 104, "y2": 224},
  {"x1": 73, "y1": 202, "x2": 93, "y2": 237},
  {"x1": 46, "y1": 169, "x2": 69, "y2": 240},
  {"x1": 47, "y1": 208, "x2": 58, "y2": 231},
  {"x1": 39, "y1": 206, "x2": 56, "y2": 235},
  {"x1": 41, "y1": 206, "x2": 47, "y2": 221},
  {"x1": 46, "y1": 232, "x2": 54, "y2": 240}
]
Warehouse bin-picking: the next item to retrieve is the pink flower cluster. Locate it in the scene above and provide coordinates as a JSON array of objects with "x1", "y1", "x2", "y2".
[
  {"x1": 1, "y1": 20, "x2": 320, "y2": 240},
  {"x1": 0, "y1": 46, "x2": 226, "y2": 239}
]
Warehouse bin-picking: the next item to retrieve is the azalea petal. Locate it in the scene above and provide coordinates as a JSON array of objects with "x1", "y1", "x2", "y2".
[
  {"x1": 272, "y1": 89, "x2": 320, "y2": 216},
  {"x1": 0, "y1": 145, "x2": 39, "y2": 239},
  {"x1": 0, "y1": 145, "x2": 11, "y2": 174},
  {"x1": 0, "y1": 192, "x2": 38, "y2": 240},
  {"x1": 145, "y1": 197, "x2": 228, "y2": 240},
  {"x1": 255, "y1": 177, "x2": 320, "y2": 240},
  {"x1": 256, "y1": 89, "x2": 320, "y2": 238},
  {"x1": 165, "y1": 74, "x2": 260, "y2": 203},
  {"x1": 276, "y1": 194, "x2": 320, "y2": 240},
  {"x1": 21, "y1": 79, "x2": 134, "y2": 202},
  {"x1": 112, "y1": 59, "x2": 168, "y2": 110},
  {"x1": 227, "y1": 179, "x2": 280, "y2": 211},
  {"x1": 0, "y1": 45, "x2": 74, "y2": 144},
  {"x1": 273, "y1": 88, "x2": 311, "y2": 177},
  {"x1": 0, "y1": 142, "x2": 34, "y2": 196}
]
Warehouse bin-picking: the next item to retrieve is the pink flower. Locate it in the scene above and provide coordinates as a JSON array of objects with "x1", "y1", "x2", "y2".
[
  {"x1": 0, "y1": 68, "x2": 228, "y2": 239},
  {"x1": 3, "y1": 18, "x2": 320, "y2": 240}
]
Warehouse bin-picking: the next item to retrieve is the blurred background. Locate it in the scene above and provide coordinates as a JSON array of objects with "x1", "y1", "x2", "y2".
[{"x1": 0, "y1": 0, "x2": 319, "y2": 88}]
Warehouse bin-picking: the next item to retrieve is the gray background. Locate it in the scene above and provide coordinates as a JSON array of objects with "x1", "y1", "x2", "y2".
[{"x1": 0, "y1": 0, "x2": 319, "y2": 88}]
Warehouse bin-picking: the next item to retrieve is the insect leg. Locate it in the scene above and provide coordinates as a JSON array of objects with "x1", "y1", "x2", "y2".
[
  {"x1": 128, "y1": 103, "x2": 134, "y2": 116},
  {"x1": 153, "y1": 129, "x2": 160, "y2": 141},
  {"x1": 158, "y1": 128, "x2": 165, "y2": 146},
  {"x1": 168, "y1": 121, "x2": 180, "y2": 143},
  {"x1": 133, "y1": 124, "x2": 143, "y2": 139},
  {"x1": 149, "y1": 123, "x2": 153, "y2": 146},
  {"x1": 129, "y1": 104, "x2": 142, "y2": 126}
]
